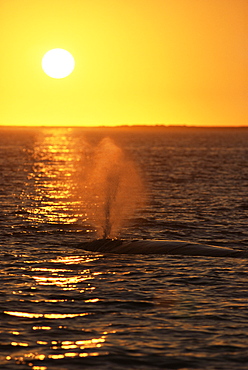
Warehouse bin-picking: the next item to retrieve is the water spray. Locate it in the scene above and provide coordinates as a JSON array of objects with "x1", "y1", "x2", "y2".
[{"x1": 76, "y1": 137, "x2": 146, "y2": 239}]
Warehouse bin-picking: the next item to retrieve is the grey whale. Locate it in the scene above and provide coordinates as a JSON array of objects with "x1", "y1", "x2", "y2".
[{"x1": 78, "y1": 239, "x2": 248, "y2": 258}]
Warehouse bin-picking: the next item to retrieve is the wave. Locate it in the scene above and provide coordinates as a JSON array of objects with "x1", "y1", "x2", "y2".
[{"x1": 78, "y1": 239, "x2": 248, "y2": 258}]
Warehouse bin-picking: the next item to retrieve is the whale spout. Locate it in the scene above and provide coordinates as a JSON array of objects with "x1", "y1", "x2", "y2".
[{"x1": 77, "y1": 239, "x2": 248, "y2": 258}]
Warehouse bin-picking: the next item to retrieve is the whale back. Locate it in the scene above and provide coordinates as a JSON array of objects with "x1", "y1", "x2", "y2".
[{"x1": 78, "y1": 239, "x2": 248, "y2": 258}]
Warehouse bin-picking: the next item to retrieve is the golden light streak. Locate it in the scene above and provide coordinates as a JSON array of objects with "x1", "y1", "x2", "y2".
[
  {"x1": 48, "y1": 354, "x2": 64, "y2": 359},
  {"x1": 5, "y1": 333, "x2": 111, "y2": 365},
  {"x1": 4, "y1": 311, "x2": 91, "y2": 319},
  {"x1": 51, "y1": 255, "x2": 100, "y2": 264},
  {"x1": 31, "y1": 275, "x2": 91, "y2": 287},
  {"x1": 20, "y1": 129, "x2": 80, "y2": 227},
  {"x1": 11, "y1": 341, "x2": 29, "y2": 347},
  {"x1": 85, "y1": 298, "x2": 100, "y2": 303},
  {"x1": 37, "y1": 341, "x2": 48, "y2": 345}
]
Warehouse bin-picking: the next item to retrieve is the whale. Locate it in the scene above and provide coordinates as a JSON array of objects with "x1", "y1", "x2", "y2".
[{"x1": 78, "y1": 238, "x2": 248, "y2": 258}]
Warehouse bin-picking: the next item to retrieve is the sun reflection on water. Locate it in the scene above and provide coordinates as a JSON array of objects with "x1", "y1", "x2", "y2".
[
  {"x1": 31, "y1": 274, "x2": 92, "y2": 287},
  {"x1": 19, "y1": 128, "x2": 86, "y2": 230},
  {"x1": 5, "y1": 331, "x2": 112, "y2": 368},
  {"x1": 26, "y1": 258, "x2": 103, "y2": 292},
  {"x1": 50, "y1": 255, "x2": 100, "y2": 264},
  {"x1": 4, "y1": 311, "x2": 91, "y2": 319},
  {"x1": 5, "y1": 129, "x2": 119, "y2": 368}
]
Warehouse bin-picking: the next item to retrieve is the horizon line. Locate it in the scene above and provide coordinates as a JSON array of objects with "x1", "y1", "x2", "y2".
[{"x1": 0, "y1": 124, "x2": 247, "y2": 129}]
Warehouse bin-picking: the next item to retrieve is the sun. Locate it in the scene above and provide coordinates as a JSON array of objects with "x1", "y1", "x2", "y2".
[{"x1": 42, "y1": 48, "x2": 75, "y2": 79}]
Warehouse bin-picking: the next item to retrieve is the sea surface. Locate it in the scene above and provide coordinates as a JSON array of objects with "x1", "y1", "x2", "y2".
[{"x1": 0, "y1": 126, "x2": 247, "y2": 370}]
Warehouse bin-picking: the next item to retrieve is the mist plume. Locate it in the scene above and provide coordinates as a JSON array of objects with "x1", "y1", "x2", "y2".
[{"x1": 76, "y1": 138, "x2": 146, "y2": 238}]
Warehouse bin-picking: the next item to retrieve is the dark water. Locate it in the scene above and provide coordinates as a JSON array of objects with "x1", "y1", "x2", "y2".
[{"x1": 0, "y1": 126, "x2": 247, "y2": 370}]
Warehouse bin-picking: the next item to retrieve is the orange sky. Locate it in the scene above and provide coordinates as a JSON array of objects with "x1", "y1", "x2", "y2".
[{"x1": 0, "y1": 0, "x2": 247, "y2": 127}]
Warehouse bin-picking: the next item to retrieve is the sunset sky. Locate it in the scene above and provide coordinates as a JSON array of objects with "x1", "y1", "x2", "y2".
[{"x1": 1, "y1": 0, "x2": 247, "y2": 127}]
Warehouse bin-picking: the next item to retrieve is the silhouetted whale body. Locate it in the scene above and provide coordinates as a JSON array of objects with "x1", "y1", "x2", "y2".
[{"x1": 79, "y1": 239, "x2": 248, "y2": 258}]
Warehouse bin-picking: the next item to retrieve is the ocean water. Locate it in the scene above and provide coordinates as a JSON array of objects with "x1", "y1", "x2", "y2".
[{"x1": 0, "y1": 126, "x2": 247, "y2": 370}]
